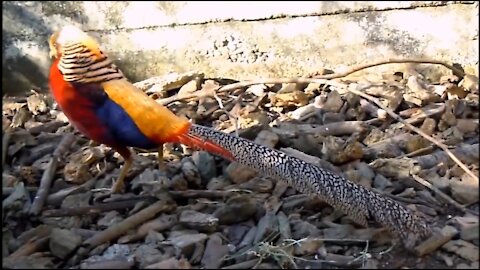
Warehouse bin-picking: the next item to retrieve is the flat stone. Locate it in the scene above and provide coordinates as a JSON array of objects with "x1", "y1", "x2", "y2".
[
  {"x1": 442, "y1": 239, "x2": 479, "y2": 262},
  {"x1": 201, "y1": 233, "x2": 230, "y2": 269},
  {"x1": 322, "y1": 90, "x2": 344, "y2": 113},
  {"x1": 179, "y1": 210, "x2": 219, "y2": 233},
  {"x1": 450, "y1": 174, "x2": 479, "y2": 205},
  {"x1": 49, "y1": 228, "x2": 82, "y2": 259},
  {"x1": 169, "y1": 233, "x2": 208, "y2": 258},
  {"x1": 415, "y1": 226, "x2": 459, "y2": 256},
  {"x1": 134, "y1": 244, "x2": 169, "y2": 268},
  {"x1": 145, "y1": 257, "x2": 192, "y2": 269},
  {"x1": 451, "y1": 216, "x2": 479, "y2": 242},
  {"x1": 254, "y1": 130, "x2": 279, "y2": 148},
  {"x1": 214, "y1": 195, "x2": 257, "y2": 225}
]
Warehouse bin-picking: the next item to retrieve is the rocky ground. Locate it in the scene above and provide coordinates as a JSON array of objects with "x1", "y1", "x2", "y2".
[{"x1": 2, "y1": 61, "x2": 479, "y2": 269}]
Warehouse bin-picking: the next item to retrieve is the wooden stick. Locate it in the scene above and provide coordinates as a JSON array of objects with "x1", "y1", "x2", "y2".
[
  {"x1": 8, "y1": 236, "x2": 49, "y2": 258},
  {"x1": 29, "y1": 133, "x2": 76, "y2": 215},
  {"x1": 398, "y1": 103, "x2": 445, "y2": 127},
  {"x1": 42, "y1": 197, "x2": 157, "y2": 217},
  {"x1": 82, "y1": 199, "x2": 175, "y2": 249},
  {"x1": 317, "y1": 58, "x2": 465, "y2": 79}
]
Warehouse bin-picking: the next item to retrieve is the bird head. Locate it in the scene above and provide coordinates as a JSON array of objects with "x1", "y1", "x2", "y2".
[{"x1": 48, "y1": 25, "x2": 103, "y2": 59}]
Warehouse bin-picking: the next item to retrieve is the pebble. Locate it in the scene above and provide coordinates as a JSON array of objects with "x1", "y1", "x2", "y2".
[
  {"x1": 179, "y1": 210, "x2": 219, "y2": 233},
  {"x1": 191, "y1": 151, "x2": 217, "y2": 185},
  {"x1": 213, "y1": 195, "x2": 257, "y2": 225},
  {"x1": 225, "y1": 162, "x2": 258, "y2": 184},
  {"x1": 168, "y1": 233, "x2": 208, "y2": 258}
]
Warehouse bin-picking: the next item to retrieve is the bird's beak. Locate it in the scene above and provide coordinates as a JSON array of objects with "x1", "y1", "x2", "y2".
[
  {"x1": 49, "y1": 49, "x2": 56, "y2": 59},
  {"x1": 48, "y1": 33, "x2": 59, "y2": 59}
]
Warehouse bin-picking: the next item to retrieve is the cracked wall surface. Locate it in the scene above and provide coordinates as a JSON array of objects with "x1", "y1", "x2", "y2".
[{"x1": 2, "y1": 1, "x2": 479, "y2": 95}]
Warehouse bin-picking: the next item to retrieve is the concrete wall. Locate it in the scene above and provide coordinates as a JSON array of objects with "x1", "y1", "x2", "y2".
[{"x1": 2, "y1": 1, "x2": 479, "y2": 96}]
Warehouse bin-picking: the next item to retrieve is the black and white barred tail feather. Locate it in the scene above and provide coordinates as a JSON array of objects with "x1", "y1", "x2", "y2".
[{"x1": 188, "y1": 124, "x2": 431, "y2": 247}]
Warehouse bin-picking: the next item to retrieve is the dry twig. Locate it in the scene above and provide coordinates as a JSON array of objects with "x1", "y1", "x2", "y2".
[
  {"x1": 317, "y1": 58, "x2": 465, "y2": 79},
  {"x1": 3, "y1": 186, "x2": 38, "y2": 195},
  {"x1": 347, "y1": 85, "x2": 479, "y2": 182},
  {"x1": 286, "y1": 121, "x2": 368, "y2": 136},
  {"x1": 213, "y1": 92, "x2": 240, "y2": 137},
  {"x1": 214, "y1": 58, "x2": 465, "y2": 95},
  {"x1": 398, "y1": 103, "x2": 446, "y2": 127},
  {"x1": 46, "y1": 161, "x2": 108, "y2": 206},
  {"x1": 411, "y1": 174, "x2": 478, "y2": 216},
  {"x1": 8, "y1": 236, "x2": 49, "y2": 258},
  {"x1": 82, "y1": 199, "x2": 175, "y2": 249},
  {"x1": 42, "y1": 196, "x2": 157, "y2": 217},
  {"x1": 2, "y1": 126, "x2": 12, "y2": 168},
  {"x1": 413, "y1": 143, "x2": 479, "y2": 170},
  {"x1": 169, "y1": 189, "x2": 252, "y2": 199},
  {"x1": 29, "y1": 133, "x2": 76, "y2": 215}
]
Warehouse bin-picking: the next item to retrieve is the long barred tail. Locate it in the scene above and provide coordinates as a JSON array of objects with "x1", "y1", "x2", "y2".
[{"x1": 187, "y1": 124, "x2": 431, "y2": 247}]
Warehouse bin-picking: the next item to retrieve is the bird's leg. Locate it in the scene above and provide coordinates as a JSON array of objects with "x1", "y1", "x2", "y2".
[
  {"x1": 111, "y1": 147, "x2": 133, "y2": 194},
  {"x1": 111, "y1": 157, "x2": 132, "y2": 193},
  {"x1": 157, "y1": 143, "x2": 166, "y2": 171}
]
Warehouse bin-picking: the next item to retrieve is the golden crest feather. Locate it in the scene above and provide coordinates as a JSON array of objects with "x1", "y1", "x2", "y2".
[{"x1": 49, "y1": 25, "x2": 103, "y2": 59}]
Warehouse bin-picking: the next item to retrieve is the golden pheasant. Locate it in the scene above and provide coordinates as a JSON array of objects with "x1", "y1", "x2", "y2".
[{"x1": 48, "y1": 25, "x2": 431, "y2": 248}]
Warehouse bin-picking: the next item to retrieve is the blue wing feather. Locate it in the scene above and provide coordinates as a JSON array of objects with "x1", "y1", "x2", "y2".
[
  {"x1": 72, "y1": 82, "x2": 157, "y2": 150},
  {"x1": 95, "y1": 98, "x2": 158, "y2": 149}
]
